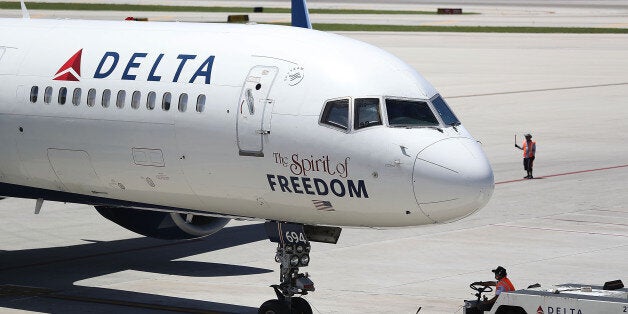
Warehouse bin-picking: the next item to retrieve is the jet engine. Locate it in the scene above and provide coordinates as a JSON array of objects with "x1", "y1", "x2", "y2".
[{"x1": 94, "y1": 206, "x2": 230, "y2": 240}]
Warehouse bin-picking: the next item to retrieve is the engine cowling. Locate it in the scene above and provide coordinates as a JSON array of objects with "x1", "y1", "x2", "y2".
[{"x1": 95, "y1": 206, "x2": 230, "y2": 240}]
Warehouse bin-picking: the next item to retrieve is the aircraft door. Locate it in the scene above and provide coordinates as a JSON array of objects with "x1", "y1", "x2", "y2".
[{"x1": 237, "y1": 66, "x2": 278, "y2": 157}]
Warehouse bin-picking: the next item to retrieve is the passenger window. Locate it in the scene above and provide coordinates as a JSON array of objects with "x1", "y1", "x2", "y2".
[
  {"x1": 58, "y1": 87, "x2": 67, "y2": 105},
  {"x1": 72, "y1": 88, "x2": 81, "y2": 106},
  {"x1": 431, "y1": 95, "x2": 460, "y2": 126},
  {"x1": 386, "y1": 99, "x2": 439, "y2": 127},
  {"x1": 116, "y1": 90, "x2": 126, "y2": 108},
  {"x1": 30, "y1": 86, "x2": 38, "y2": 103},
  {"x1": 162, "y1": 92, "x2": 171, "y2": 111},
  {"x1": 196, "y1": 94, "x2": 206, "y2": 113},
  {"x1": 178, "y1": 93, "x2": 188, "y2": 112},
  {"x1": 245, "y1": 89, "x2": 254, "y2": 114},
  {"x1": 44, "y1": 87, "x2": 53, "y2": 104},
  {"x1": 147, "y1": 91, "x2": 156, "y2": 110},
  {"x1": 354, "y1": 98, "x2": 382, "y2": 129},
  {"x1": 321, "y1": 99, "x2": 350, "y2": 130},
  {"x1": 102, "y1": 89, "x2": 111, "y2": 108},
  {"x1": 131, "y1": 91, "x2": 141, "y2": 109},
  {"x1": 87, "y1": 88, "x2": 96, "y2": 107}
]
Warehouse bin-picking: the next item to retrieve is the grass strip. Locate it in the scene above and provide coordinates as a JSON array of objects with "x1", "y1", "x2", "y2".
[
  {"x1": 0, "y1": 2, "x2": 459, "y2": 15},
  {"x1": 310, "y1": 24, "x2": 628, "y2": 34}
]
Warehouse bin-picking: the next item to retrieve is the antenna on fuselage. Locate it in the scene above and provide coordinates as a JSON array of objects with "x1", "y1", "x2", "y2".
[{"x1": 21, "y1": 1, "x2": 30, "y2": 19}]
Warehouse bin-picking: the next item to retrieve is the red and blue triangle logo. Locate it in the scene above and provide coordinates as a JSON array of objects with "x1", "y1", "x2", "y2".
[{"x1": 53, "y1": 49, "x2": 82, "y2": 81}]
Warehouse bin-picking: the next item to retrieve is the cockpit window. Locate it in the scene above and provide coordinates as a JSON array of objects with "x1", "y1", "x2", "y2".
[
  {"x1": 321, "y1": 99, "x2": 349, "y2": 130},
  {"x1": 431, "y1": 95, "x2": 460, "y2": 126},
  {"x1": 386, "y1": 99, "x2": 439, "y2": 127},
  {"x1": 354, "y1": 98, "x2": 382, "y2": 130}
]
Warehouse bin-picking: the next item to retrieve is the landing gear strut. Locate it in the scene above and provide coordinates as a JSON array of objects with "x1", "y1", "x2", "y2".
[{"x1": 259, "y1": 222, "x2": 341, "y2": 314}]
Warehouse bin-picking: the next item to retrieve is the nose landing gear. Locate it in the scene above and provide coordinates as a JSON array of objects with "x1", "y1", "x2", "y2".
[{"x1": 259, "y1": 222, "x2": 341, "y2": 314}]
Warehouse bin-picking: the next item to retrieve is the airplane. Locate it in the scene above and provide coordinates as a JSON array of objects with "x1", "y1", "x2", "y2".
[{"x1": 0, "y1": 0, "x2": 494, "y2": 313}]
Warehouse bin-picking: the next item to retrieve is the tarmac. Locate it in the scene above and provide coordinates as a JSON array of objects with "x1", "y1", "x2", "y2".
[{"x1": 1, "y1": 2, "x2": 627, "y2": 314}]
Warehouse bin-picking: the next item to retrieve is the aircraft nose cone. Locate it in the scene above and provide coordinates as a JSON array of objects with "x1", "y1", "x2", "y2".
[{"x1": 413, "y1": 138, "x2": 494, "y2": 223}]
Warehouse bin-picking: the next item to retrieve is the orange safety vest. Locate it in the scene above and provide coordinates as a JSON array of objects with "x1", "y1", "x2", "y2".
[
  {"x1": 496, "y1": 277, "x2": 515, "y2": 295},
  {"x1": 522, "y1": 140, "x2": 536, "y2": 158}
]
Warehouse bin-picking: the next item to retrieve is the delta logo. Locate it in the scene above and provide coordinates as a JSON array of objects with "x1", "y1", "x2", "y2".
[
  {"x1": 53, "y1": 49, "x2": 82, "y2": 81},
  {"x1": 53, "y1": 49, "x2": 216, "y2": 84},
  {"x1": 538, "y1": 305, "x2": 584, "y2": 314}
]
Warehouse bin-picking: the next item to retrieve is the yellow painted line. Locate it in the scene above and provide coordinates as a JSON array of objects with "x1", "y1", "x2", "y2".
[
  {"x1": 0, "y1": 285, "x2": 53, "y2": 297},
  {"x1": 47, "y1": 294, "x2": 227, "y2": 314},
  {"x1": 605, "y1": 23, "x2": 628, "y2": 28},
  {"x1": 0, "y1": 284, "x2": 229, "y2": 314}
]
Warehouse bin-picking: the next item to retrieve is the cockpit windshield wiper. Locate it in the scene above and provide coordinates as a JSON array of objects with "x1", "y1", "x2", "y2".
[
  {"x1": 448, "y1": 122, "x2": 460, "y2": 132},
  {"x1": 428, "y1": 126, "x2": 444, "y2": 133}
]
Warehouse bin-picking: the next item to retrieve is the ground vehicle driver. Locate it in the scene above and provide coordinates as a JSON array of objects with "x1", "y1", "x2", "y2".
[{"x1": 472, "y1": 266, "x2": 515, "y2": 311}]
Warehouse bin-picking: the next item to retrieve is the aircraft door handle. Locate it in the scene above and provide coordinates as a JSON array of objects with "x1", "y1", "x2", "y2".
[{"x1": 256, "y1": 130, "x2": 270, "y2": 135}]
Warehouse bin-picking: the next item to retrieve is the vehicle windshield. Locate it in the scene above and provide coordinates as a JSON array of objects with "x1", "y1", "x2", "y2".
[
  {"x1": 431, "y1": 95, "x2": 460, "y2": 126},
  {"x1": 386, "y1": 99, "x2": 439, "y2": 127}
]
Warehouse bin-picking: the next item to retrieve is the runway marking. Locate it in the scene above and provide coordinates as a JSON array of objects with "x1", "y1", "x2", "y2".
[
  {"x1": 494, "y1": 224, "x2": 628, "y2": 238},
  {"x1": 47, "y1": 293, "x2": 227, "y2": 314},
  {"x1": 606, "y1": 23, "x2": 628, "y2": 28},
  {"x1": 541, "y1": 218, "x2": 628, "y2": 228},
  {"x1": 0, "y1": 284, "x2": 52, "y2": 297},
  {"x1": 0, "y1": 284, "x2": 227, "y2": 313},
  {"x1": 495, "y1": 164, "x2": 628, "y2": 185},
  {"x1": 424, "y1": 20, "x2": 457, "y2": 26},
  {"x1": 447, "y1": 82, "x2": 628, "y2": 98},
  {"x1": 589, "y1": 209, "x2": 628, "y2": 214},
  {"x1": 0, "y1": 238, "x2": 203, "y2": 272}
]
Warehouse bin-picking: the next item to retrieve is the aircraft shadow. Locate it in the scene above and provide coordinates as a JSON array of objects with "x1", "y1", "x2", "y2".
[{"x1": 0, "y1": 223, "x2": 270, "y2": 313}]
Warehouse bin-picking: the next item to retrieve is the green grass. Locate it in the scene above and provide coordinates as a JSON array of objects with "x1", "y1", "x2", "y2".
[
  {"x1": 309, "y1": 24, "x2": 628, "y2": 34},
  {"x1": 0, "y1": 2, "x2": 456, "y2": 15}
]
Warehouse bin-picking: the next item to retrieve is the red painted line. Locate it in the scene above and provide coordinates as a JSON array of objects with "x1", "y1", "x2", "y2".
[{"x1": 496, "y1": 164, "x2": 628, "y2": 185}]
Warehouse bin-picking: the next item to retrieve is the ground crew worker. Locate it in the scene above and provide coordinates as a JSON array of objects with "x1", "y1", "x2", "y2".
[
  {"x1": 515, "y1": 133, "x2": 536, "y2": 179},
  {"x1": 472, "y1": 266, "x2": 515, "y2": 311}
]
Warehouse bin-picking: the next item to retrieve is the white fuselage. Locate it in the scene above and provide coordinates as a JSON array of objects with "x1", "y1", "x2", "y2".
[{"x1": 0, "y1": 19, "x2": 494, "y2": 227}]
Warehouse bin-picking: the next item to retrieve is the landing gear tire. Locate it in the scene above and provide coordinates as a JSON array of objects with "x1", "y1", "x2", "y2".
[
  {"x1": 291, "y1": 297, "x2": 312, "y2": 314},
  {"x1": 258, "y1": 299, "x2": 287, "y2": 314},
  {"x1": 258, "y1": 297, "x2": 311, "y2": 314}
]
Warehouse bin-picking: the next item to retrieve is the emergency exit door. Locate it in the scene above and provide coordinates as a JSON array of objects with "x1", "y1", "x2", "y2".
[{"x1": 237, "y1": 66, "x2": 278, "y2": 157}]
